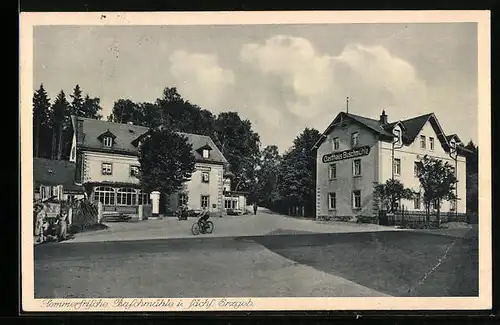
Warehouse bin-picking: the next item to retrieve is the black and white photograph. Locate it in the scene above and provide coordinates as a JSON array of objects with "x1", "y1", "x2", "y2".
[{"x1": 20, "y1": 11, "x2": 491, "y2": 312}]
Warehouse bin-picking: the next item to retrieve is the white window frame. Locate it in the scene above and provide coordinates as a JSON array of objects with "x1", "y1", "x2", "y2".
[
  {"x1": 201, "y1": 171, "x2": 210, "y2": 183},
  {"x1": 351, "y1": 132, "x2": 359, "y2": 148},
  {"x1": 393, "y1": 158, "x2": 401, "y2": 176},
  {"x1": 420, "y1": 135, "x2": 426, "y2": 149},
  {"x1": 333, "y1": 137, "x2": 340, "y2": 150},
  {"x1": 137, "y1": 190, "x2": 150, "y2": 205},
  {"x1": 450, "y1": 199, "x2": 456, "y2": 211},
  {"x1": 328, "y1": 192, "x2": 336, "y2": 210},
  {"x1": 352, "y1": 190, "x2": 361, "y2": 209},
  {"x1": 352, "y1": 159, "x2": 362, "y2": 177},
  {"x1": 394, "y1": 129, "x2": 401, "y2": 144},
  {"x1": 201, "y1": 195, "x2": 210, "y2": 208},
  {"x1": 202, "y1": 149, "x2": 210, "y2": 159},
  {"x1": 179, "y1": 193, "x2": 188, "y2": 206},
  {"x1": 429, "y1": 137, "x2": 435, "y2": 151},
  {"x1": 328, "y1": 163, "x2": 337, "y2": 180},
  {"x1": 130, "y1": 165, "x2": 140, "y2": 177},
  {"x1": 103, "y1": 136, "x2": 113, "y2": 148},
  {"x1": 116, "y1": 188, "x2": 137, "y2": 206},
  {"x1": 413, "y1": 193, "x2": 421, "y2": 209},
  {"x1": 101, "y1": 162, "x2": 113, "y2": 175},
  {"x1": 414, "y1": 162, "x2": 420, "y2": 177},
  {"x1": 93, "y1": 186, "x2": 116, "y2": 205}
]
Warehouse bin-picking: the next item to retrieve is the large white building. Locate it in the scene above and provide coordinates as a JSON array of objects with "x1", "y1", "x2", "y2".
[
  {"x1": 312, "y1": 110, "x2": 471, "y2": 220},
  {"x1": 69, "y1": 116, "x2": 229, "y2": 216}
]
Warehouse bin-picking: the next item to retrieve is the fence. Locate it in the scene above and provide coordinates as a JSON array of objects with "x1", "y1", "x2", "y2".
[{"x1": 380, "y1": 207, "x2": 467, "y2": 228}]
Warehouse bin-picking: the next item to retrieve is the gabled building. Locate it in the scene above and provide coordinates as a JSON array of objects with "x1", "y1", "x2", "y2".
[
  {"x1": 33, "y1": 157, "x2": 85, "y2": 202},
  {"x1": 69, "y1": 116, "x2": 228, "y2": 216},
  {"x1": 312, "y1": 110, "x2": 472, "y2": 220}
]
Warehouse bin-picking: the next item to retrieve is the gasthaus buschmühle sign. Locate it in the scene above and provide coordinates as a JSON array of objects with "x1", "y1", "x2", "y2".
[{"x1": 322, "y1": 145, "x2": 371, "y2": 164}]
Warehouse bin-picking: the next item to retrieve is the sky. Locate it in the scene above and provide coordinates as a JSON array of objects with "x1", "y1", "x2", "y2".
[{"x1": 33, "y1": 23, "x2": 478, "y2": 153}]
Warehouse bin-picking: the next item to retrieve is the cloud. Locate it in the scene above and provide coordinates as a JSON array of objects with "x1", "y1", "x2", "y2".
[
  {"x1": 240, "y1": 36, "x2": 429, "y2": 122},
  {"x1": 169, "y1": 50, "x2": 235, "y2": 110}
]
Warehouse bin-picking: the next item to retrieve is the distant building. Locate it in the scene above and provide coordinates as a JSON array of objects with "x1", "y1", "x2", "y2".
[
  {"x1": 312, "y1": 111, "x2": 471, "y2": 220},
  {"x1": 69, "y1": 116, "x2": 228, "y2": 216},
  {"x1": 222, "y1": 171, "x2": 248, "y2": 213},
  {"x1": 33, "y1": 157, "x2": 85, "y2": 202}
]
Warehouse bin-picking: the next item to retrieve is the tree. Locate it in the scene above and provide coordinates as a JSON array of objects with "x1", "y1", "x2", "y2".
[
  {"x1": 108, "y1": 99, "x2": 140, "y2": 123},
  {"x1": 255, "y1": 145, "x2": 281, "y2": 207},
  {"x1": 375, "y1": 179, "x2": 414, "y2": 213},
  {"x1": 416, "y1": 155, "x2": 457, "y2": 227},
  {"x1": 465, "y1": 140, "x2": 479, "y2": 218},
  {"x1": 82, "y1": 95, "x2": 103, "y2": 120},
  {"x1": 277, "y1": 128, "x2": 321, "y2": 217},
  {"x1": 32, "y1": 84, "x2": 51, "y2": 158},
  {"x1": 136, "y1": 102, "x2": 162, "y2": 128},
  {"x1": 70, "y1": 85, "x2": 84, "y2": 117},
  {"x1": 50, "y1": 90, "x2": 70, "y2": 160},
  {"x1": 138, "y1": 128, "x2": 196, "y2": 197},
  {"x1": 215, "y1": 112, "x2": 261, "y2": 192}
]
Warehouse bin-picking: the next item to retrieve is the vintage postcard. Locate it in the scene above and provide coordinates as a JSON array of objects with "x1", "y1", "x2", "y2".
[{"x1": 20, "y1": 11, "x2": 491, "y2": 312}]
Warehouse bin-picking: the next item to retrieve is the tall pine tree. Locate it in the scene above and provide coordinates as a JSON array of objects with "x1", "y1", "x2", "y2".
[
  {"x1": 33, "y1": 84, "x2": 51, "y2": 158},
  {"x1": 70, "y1": 84, "x2": 84, "y2": 117},
  {"x1": 50, "y1": 90, "x2": 70, "y2": 160}
]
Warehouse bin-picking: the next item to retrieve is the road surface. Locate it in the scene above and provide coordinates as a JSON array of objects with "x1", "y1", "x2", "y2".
[{"x1": 34, "y1": 228, "x2": 478, "y2": 298}]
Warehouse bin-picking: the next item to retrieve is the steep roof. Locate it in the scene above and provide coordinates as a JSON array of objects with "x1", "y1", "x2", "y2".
[
  {"x1": 33, "y1": 158, "x2": 84, "y2": 193},
  {"x1": 71, "y1": 116, "x2": 228, "y2": 164},
  {"x1": 312, "y1": 111, "x2": 465, "y2": 155}
]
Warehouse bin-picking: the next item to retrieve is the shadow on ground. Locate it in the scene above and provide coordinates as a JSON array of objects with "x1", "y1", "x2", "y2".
[{"x1": 249, "y1": 229, "x2": 479, "y2": 297}]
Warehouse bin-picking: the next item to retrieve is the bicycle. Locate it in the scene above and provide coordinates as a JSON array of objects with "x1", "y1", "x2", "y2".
[{"x1": 191, "y1": 218, "x2": 214, "y2": 235}]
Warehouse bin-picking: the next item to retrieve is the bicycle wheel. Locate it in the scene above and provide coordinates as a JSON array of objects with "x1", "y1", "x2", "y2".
[
  {"x1": 205, "y1": 221, "x2": 214, "y2": 234},
  {"x1": 191, "y1": 222, "x2": 200, "y2": 235}
]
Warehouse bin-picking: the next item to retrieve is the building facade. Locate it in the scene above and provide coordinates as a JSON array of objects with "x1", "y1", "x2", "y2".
[
  {"x1": 312, "y1": 111, "x2": 469, "y2": 220},
  {"x1": 70, "y1": 116, "x2": 228, "y2": 216}
]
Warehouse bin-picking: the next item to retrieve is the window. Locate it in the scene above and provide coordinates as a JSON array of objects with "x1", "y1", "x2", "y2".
[
  {"x1": 117, "y1": 188, "x2": 137, "y2": 206},
  {"x1": 103, "y1": 136, "x2": 113, "y2": 148},
  {"x1": 351, "y1": 132, "x2": 359, "y2": 148},
  {"x1": 414, "y1": 162, "x2": 421, "y2": 177},
  {"x1": 353, "y1": 159, "x2": 362, "y2": 176},
  {"x1": 352, "y1": 190, "x2": 361, "y2": 209},
  {"x1": 179, "y1": 193, "x2": 188, "y2": 206},
  {"x1": 413, "y1": 194, "x2": 421, "y2": 209},
  {"x1": 333, "y1": 137, "x2": 340, "y2": 150},
  {"x1": 130, "y1": 165, "x2": 140, "y2": 177},
  {"x1": 328, "y1": 164, "x2": 337, "y2": 180},
  {"x1": 201, "y1": 195, "x2": 210, "y2": 208},
  {"x1": 394, "y1": 129, "x2": 401, "y2": 144},
  {"x1": 101, "y1": 162, "x2": 113, "y2": 175},
  {"x1": 93, "y1": 186, "x2": 115, "y2": 205},
  {"x1": 137, "y1": 190, "x2": 150, "y2": 205},
  {"x1": 202, "y1": 149, "x2": 210, "y2": 159},
  {"x1": 201, "y1": 172, "x2": 210, "y2": 183},
  {"x1": 432, "y1": 199, "x2": 439, "y2": 210},
  {"x1": 224, "y1": 198, "x2": 237, "y2": 209},
  {"x1": 393, "y1": 158, "x2": 401, "y2": 176},
  {"x1": 429, "y1": 137, "x2": 435, "y2": 151},
  {"x1": 328, "y1": 193, "x2": 336, "y2": 210},
  {"x1": 450, "y1": 200, "x2": 456, "y2": 211},
  {"x1": 420, "y1": 135, "x2": 426, "y2": 149}
]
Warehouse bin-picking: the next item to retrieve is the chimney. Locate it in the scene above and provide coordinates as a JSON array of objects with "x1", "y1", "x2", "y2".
[{"x1": 380, "y1": 110, "x2": 388, "y2": 125}]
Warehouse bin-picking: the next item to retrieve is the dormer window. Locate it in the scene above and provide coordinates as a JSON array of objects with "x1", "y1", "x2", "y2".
[
  {"x1": 103, "y1": 137, "x2": 113, "y2": 148},
  {"x1": 98, "y1": 129, "x2": 116, "y2": 148},
  {"x1": 197, "y1": 143, "x2": 213, "y2": 159},
  {"x1": 393, "y1": 129, "x2": 401, "y2": 145}
]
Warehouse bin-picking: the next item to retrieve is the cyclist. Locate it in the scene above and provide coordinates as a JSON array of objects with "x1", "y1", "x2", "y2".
[{"x1": 197, "y1": 207, "x2": 210, "y2": 228}]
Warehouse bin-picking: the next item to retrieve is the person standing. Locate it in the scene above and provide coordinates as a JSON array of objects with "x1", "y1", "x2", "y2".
[{"x1": 253, "y1": 202, "x2": 258, "y2": 215}]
